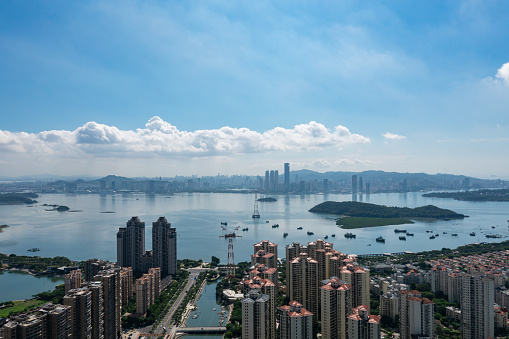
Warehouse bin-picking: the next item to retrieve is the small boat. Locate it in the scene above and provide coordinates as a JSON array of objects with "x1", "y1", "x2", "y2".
[
  {"x1": 399, "y1": 236, "x2": 406, "y2": 241},
  {"x1": 192, "y1": 314, "x2": 199, "y2": 319},
  {"x1": 443, "y1": 232, "x2": 447, "y2": 234},
  {"x1": 221, "y1": 222, "x2": 228, "y2": 226},
  {"x1": 213, "y1": 308, "x2": 216, "y2": 311},
  {"x1": 394, "y1": 229, "x2": 406, "y2": 233},
  {"x1": 430, "y1": 235, "x2": 435, "y2": 239},
  {"x1": 486, "y1": 234, "x2": 503, "y2": 238},
  {"x1": 283, "y1": 233, "x2": 288, "y2": 237},
  {"x1": 27, "y1": 248, "x2": 40, "y2": 252},
  {"x1": 272, "y1": 224, "x2": 279, "y2": 228},
  {"x1": 242, "y1": 228, "x2": 249, "y2": 231},
  {"x1": 492, "y1": 226, "x2": 496, "y2": 228},
  {"x1": 297, "y1": 227, "x2": 303, "y2": 230},
  {"x1": 435, "y1": 234, "x2": 439, "y2": 237},
  {"x1": 405, "y1": 232, "x2": 414, "y2": 236},
  {"x1": 470, "y1": 232, "x2": 476, "y2": 236},
  {"x1": 376, "y1": 236, "x2": 385, "y2": 243},
  {"x1": 367, "y1": 244, "x2": 371, "y2": 246},
  {"x1": 344, "y1": 233, "x2": 356, "y2": 238},
  {"x1": 452, "y1": 233, "x2": 458, "y2": 236},
  {"x1": 266, "y1": 220, "x2": 270, "y2": 223},
  {"x1": 307, "y1": 231, "x2": 314, "y2": 235},
  {"x1": 331, "y1": 234, "x2": 336, "y2": 237},
  {"x1": 324, "y1": 235, "x2": 328, "y2": 239}
]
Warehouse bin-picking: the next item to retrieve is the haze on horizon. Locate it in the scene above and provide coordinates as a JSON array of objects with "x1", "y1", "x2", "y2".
[{"x1": 0, "y1": 1, "x2": 508, "y2": 179}]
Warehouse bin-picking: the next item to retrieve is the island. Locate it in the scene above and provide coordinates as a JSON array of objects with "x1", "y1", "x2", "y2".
[
  {"x1": 423, "y1": 188, "x2": 509, "y2": 201},
  {"x1": 257, "y1": 197, "x2": 277, "y2": 202},
  {"x1": 0, "y1": 225, "x2": 9, "y2": 233},
  {"x1": 0, "y1": 193, "x2": 38, "y2": 205},
  {"x1": 309, "y1": 201, "x2": 466, "y2": 229}
]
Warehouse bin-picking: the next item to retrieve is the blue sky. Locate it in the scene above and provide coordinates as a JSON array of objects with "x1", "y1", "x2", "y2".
[{"x1": 0, "y1": 1, "x2": 508, "y2": 178}]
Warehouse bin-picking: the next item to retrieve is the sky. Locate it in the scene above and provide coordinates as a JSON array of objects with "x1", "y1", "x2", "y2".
[{"x1": 0, "y1": 1, "x2": 508, "y2": 179}]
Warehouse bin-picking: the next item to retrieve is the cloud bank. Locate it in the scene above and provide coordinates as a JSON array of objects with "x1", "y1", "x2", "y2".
[
  {"x1": 0, "y1": 117, "x2": 370, "y2": 158},
  {"x1": 496, "y1": 62, "x2": 509, "y2": 84}
]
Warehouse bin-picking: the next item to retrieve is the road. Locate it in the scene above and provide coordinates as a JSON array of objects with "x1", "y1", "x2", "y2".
[{"x1": 153, "y1": 267, "x2": 213, "y2": 335}]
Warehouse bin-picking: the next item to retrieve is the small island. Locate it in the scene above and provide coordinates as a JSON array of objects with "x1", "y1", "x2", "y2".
[
  {"x1": 309, "y1": 201, "x2": 465, "y2": 229},
  {"x1": 423, "y1": 189, "x2": 509, "y2": 201},
  {"x1": 257, "y1": 197, "x2": 277, "y2": 202},
  {"x1": 0, "y1": 225, "x2": 9, "y2": 233},
  {"x1": 0, "y1": 193, "x2": 38, "y2": 205}
]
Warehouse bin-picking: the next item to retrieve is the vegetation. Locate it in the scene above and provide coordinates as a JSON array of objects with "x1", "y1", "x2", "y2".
[
  {"x1": 310, "y1": 201, "x2": 465, "y2": 219},
  {"x1": 0, "y1": 299, "x2": 46, "y2": 318},
  {"x1": 257, "y1": 197, "x2": 277, "y2": 202},
  {"x1": 336, "y1": 217, "x2": 413, "y2": 229},
  {"x1": 0, "y1": 253, "x2": 73, "y2": 273},
  {"x1": 33, "y1": 284, "x2": 66, "y2": 304},
  {"x1": 210, "y1": 256, "x2": 220, "y2": 268},
  {"x1": 423, "y1": 188, "x2": 509, "y2": 201},
  {"x1": 224, "y1": 299, "x2": 242, "y2": 338},
  {"x1": 0, "y1": 193, "x2": 38, "y2": 205},
  {"x1": 178, "y1": 258, "x2": 203, "y2": 269}
]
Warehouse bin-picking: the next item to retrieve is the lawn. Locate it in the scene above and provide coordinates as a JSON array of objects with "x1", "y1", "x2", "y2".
[
  {"x1": 0, "y1": 299, "x2": 46, "y2": 318},
  {"x1": 336, "y1": 217, "x2": 414, "y2": 229}
]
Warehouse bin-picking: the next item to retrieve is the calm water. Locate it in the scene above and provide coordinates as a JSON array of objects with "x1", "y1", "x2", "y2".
[
  {"x1": 184, "y1": 280, "x2": 225, "y2": 339},
  {"x1": 1, "y1": 192, "x2": 508, "y2": 301},
  {"x1": 0, "y1": 271, "x2": 63, "y2": 302}
]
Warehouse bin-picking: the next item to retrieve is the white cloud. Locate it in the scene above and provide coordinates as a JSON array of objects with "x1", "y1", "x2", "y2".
[
  {"x1": 383, "y1": 132, "x2": 406, "y2": 141},
  {"x1": 0, "y1": 117, "x2": 370, "y2": 158},
  {"x1": 496, "y1": 62, "x2": 509, "y2": 84}
]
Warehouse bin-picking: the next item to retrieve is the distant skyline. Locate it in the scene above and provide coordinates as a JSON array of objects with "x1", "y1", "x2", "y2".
[{"x1": 1, "y1": 1, "x2": 508, "y2": 179}]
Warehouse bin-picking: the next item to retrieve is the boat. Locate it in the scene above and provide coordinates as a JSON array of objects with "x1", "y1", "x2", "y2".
[
  {"x1": 271, "y1": 224, "x2": 279, "y2": 228},
  {"x1": 492, "y1": 226, "x2": 496, "y2": 228},
  {"x1": 430, "y1": 235, "x2": 435, "y2": 239},
  {"x1": 376, "y1": 236, "x2": 385, "y2": 243},
  {"x1": 486, "y1": 234, "x2": 503, "y2": 238},
  {"x1": 221, "y1": 222, "x2": 227, "y2": 226},
  {"x1": 367, "y1": 244, "x2": 371, "y2": 246},
  {"x1": 283, "y1": 233, "x2": 288, "y2": 237},
  {"x1": 331, "y1": 234, "x2": 336, "y2": 237},
  {"x1": 394, "y1": 229, "x2": 406, "y2": 233},
  {"x1": 242, "y1": 228, "x2": 249, "y2": 231},
  {"x1": 470, "y1": 232, "x2": 476, "y2": 236},
  {"x1": 405, "y1": 232, "x2": 414, "y2": 236},
  {"x1": 213, "y1": 308, "x2": 216, "y2": 311},
  {"x1": 192, "y1": 314, "x2": 199, "y2": 319},
  {"x1": 344, "y1": 233, "x2": 356, "y2": 238},
  {"x1": 266, "y1": 220, "x2": 270, "y2": 223},
  {"x1": 399, "y1": 236, "x2": 406, "y2": 240},
  {"x1": 27, "y1": 248, "x2": 40, "y2": 252},
  {"x1": 307, "y1": 231, "x2": 314, "y2": 235},
  {"x1": 324, "y1": 235, "x2": 328, "y2": 239},
  {"x1": 435, "y1": 234, "x2": 439, "y2": 237},
  {"x1": 297, "y1": 227, "x2": 303, "y2": 230},
  {"x1": 452, "y1": 233, "x2": 458, "y2": 236},
  {"x1": 443, "y1": 232, "x2": 447, "y2": 234}
]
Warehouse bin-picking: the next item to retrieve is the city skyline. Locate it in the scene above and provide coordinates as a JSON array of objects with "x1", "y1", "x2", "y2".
[{"x1": 1, "y1": 2, "x2": 509, "y2": 179}]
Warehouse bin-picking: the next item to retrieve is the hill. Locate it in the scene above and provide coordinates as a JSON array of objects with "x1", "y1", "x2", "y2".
[{"x1": 309, "y1": 201, "x2": 465, "y2": 219}]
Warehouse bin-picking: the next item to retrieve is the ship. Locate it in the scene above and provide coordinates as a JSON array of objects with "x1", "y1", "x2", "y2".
[
  {"x1": 452, "y1": 233, "x2": 458, "y2": 236},
  {"x1": 221, "y1": 222, "x2": 227, "y2": 226},
  {"x1": 344, "y1": 233, "x2": 356, "y2": 238},
  {"x1": 272, "y1": 224, "x2": 279, "y2": 228},
  {"x1": 307, "y1": 231, "x2": 314, "y2": 235},
  {"x1": 297, "y1": 227, "x2": 303, "y2": 230},
  {"x1": 331, "y1": 234, "x2": 336, "y2": 237},
  {"x1": 470, "y1": 232, "x2": 476, "y2": 236},
  {"x1": 430, "y1": 235, "x2": 435, "y2": 239},
  {"x1": 376, "y1": 236, "x2": 385, "y2": 243},
  {"x1": 405, "y1": 232, "x2": 414, "y2": 236},
  {"x1": 242, "y1": 228, "x2": 249, "y2": 231},
  {"x1": 399, "y1": 236, "x2": 406, "y2": 240},
  {"x1": 283, "y1": 233, "x2": 288, "y2": 237},
  {"x1": 394, "y1": 229, "x2": 406, "y2": 233}
]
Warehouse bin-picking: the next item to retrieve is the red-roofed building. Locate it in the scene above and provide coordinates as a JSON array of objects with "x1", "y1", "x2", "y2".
[
  {"x1": 320, "y1": 277, "x2": 351, "y2": 339},
  {"x1": 347, "y1": 305, "x2": 381, "y2": 339},
  {"x1": 278, "y1": 301, "x2": 313, "y2": 339}
]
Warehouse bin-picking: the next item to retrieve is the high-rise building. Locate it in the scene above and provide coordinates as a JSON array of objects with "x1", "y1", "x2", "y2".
[
  {"x1": 65, "y1": 269, "x2": 82, "y2": 294},
  {"x1": 81, "y1": 281, "x2": 104, "y2": 339},
  {"x1": 120, "y1": 267, "x2": 134, "y2": 306},
  {"x1": 284, "y1": 163, "x2": 290, "y2": 192},
  {"x1": 320, "y1": 277, "x2": 351, "y2": 339},
  {"x1": 117, "y1": 216, "x2": 145, "y2": 273},
  {"x1": 117, "y1": 217, "x2": 177, "y2": 276},
  {"x1": 339, "y1": 265, "x2": 370, "y2": 310},
  {"x1": 278, "y1": 301, "x2": 313, "y2": 339},
  {"x1": 460, "y1": 274, "x2": 494, "y2": 339},
  {"x1": 241, "y1": 277, "x2": 276, "y2": 338},
  {"x1": 241, "y1": 290, "x2": 272, "y2": 339},
  {"x1": 269, "y1": 170, "x2": 276, "y2": 192},
  {"x1": 152, "y1": 217, "x2": 177, "y2": 276},
  {"x1": 399, "y1": 290, "x2": 434, "y2": 339},
  {"x1": 265, "y1": 171, "x2": 270, "y2": 191},
  {"x1": 63, "y1": 288, "x2": 92, "y2": 339},
  {"x1": 94, "y1": 269, "x2": 121, "y2": 339},
  {"x1": 352, "y1": 175, "x2": 358, "y2": 194},
  {"x1": 85, "y1": 259, "x2": 111, "y2": 282},
  {"x1": 288, "y1": 253, "x2": 319, "y2": 321},
  {"x1": 252, "y1": 240, "x2": 278, "y2": 269},
  {"x1": 347, "y1": 305, "x2": 381, "y2": 339},
  {"x1": 135, "y1": 268, "x2": 161, "y2": 315},
  {"x1": 274, "y1": 170, "x2": 279, "y2": 192},
  {"x1": 358, "y1": 177, "x2": 363, "y2": 194}
]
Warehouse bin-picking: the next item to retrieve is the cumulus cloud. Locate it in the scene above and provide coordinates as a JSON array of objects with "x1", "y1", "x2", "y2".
[
  {"x1": 496, "y1": 62, "x2": 509, "y2": 84},
  {"x1": 383, "y1": 132, "x2": 406, "y2": 141},
  {"x1": 0, "y1": 117, "x2": 370, "y2": 158}
]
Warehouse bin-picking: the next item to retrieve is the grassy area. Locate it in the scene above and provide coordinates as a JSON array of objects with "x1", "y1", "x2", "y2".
[
  {"x1": 0, "y1": 299, "x2": 46, "y2": 317},
  {"x1": 336, "y1": 217, "x2": 414, "y2": 229}
]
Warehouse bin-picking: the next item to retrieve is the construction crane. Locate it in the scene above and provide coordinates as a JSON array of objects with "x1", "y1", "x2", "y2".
[{"x1": 219, "y1": 225, "x2": 242, "y2": 279}]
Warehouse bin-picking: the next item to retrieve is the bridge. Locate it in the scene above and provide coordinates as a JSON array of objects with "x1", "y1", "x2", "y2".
[{"x1": 176, "y1": 326, "x2": 227, "y2": 334}]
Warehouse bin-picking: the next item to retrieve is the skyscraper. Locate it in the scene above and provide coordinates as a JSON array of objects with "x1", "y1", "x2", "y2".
[
  {"x1": 63, "y1": 288, "x2": 92, "y2": 339},
  {"x1": 358, "y1": 177, "x2": 363, "y2": 194},
  {"x1": 352, "y1": 175, "x2": 358, "y2": 194},
  {"x1": 460, "y1": 274, "x2": 494, "y2": 339},
  {"x1": 399, "y1": 290, "x2": 434, "y2": 339},
  {"x1": 265, "y1": 171, "x2": 270, "y2": 191},
  {"x1": 320, "y1": 277, "x2": 351, "y2": 339},
  {"x1": 278, "y1": 301, "x2": 313, "y2": 339},
  {"x1": 117, "y1": 217, "x2": 145, "y2": 273},
  {"x1": 347, "y1": 305, "x2": 381, "y2": 339},
  {"x1": 242, "y1": 290, "x2": 272, "y2": 339},
  {"x1": 152, "y1": 217, "x2": 177, "y2": 276},
  {"x1": 94, "y1": 268, "x2": 121, "y2": 339},
  {"x1": 284, "y1": 163, "x2": 290, "y2": 192}
]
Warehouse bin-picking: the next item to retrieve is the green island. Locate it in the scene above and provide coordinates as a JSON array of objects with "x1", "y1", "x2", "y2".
[
  {"x1": 0, "y1": 224, "x2": 9, "y2": 233},
  {"x1": 0, "y1": 193, "x2": 38, "y2": 205},
  {"x1": 309, "y1": 201, "x2": 465, "y2": 228},
  {"x1": 423, "y1": 188, "x2": 509, "y2": 201},
  {"x1": 336, "y1": 217, "x2": 414, "y2": 229}
]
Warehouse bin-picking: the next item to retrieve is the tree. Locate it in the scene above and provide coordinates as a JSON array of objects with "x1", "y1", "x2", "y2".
[{"x1": 211, "y1": 256, "x2": 220, "y2": 267}]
